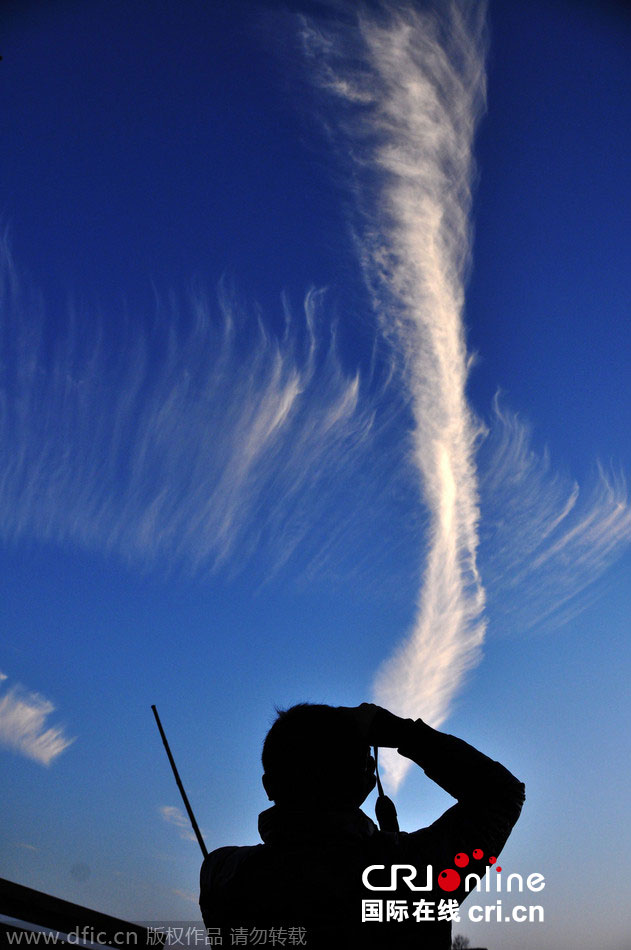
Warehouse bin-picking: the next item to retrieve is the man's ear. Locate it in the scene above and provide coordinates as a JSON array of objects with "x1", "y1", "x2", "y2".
[{"x1": 262, "y1": 773, "x2": 275, "y2": 801}]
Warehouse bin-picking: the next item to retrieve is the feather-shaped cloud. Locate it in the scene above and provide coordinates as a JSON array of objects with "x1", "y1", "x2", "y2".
[{"x1": 0, "y1": 674, "x2": 74, "y2": 765}]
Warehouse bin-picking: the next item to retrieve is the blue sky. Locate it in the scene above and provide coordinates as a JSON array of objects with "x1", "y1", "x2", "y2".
[{"x1": 1, "y1": 1, "x2": 631, "y2": 947}]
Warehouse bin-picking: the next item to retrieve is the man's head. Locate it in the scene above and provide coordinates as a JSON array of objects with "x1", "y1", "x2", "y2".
[{"x1": 261, "y1": 703, "x2": 376, "y2": 808}]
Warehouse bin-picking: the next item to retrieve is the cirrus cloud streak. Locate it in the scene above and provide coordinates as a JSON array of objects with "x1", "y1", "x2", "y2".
[
  {"x1": 303, "y1": 0, "x2": 489, "y2": 786},
  {"x1": 0, "y1": 673, "x2": 74, "y2": 765}
]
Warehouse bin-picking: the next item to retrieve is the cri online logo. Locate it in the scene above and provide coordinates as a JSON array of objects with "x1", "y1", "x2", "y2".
[
  {"x1": 363, "y1": 849, "x2": 502, "y2": 893},
  {"x1": 438, "y1": 849, "x2": 501, "y2": 892}
]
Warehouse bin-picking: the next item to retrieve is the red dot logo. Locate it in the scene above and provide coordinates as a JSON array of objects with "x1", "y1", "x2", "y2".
[
  {"x1": 454, "y1": 853, "x2": 469, "y2": 867},
  {"x1": 472, "y1": 848, "x2": 484, "y2": 860},
  {"x1": 489, "y1": 856, "x2": 496, "y2": 864},
  {"x1": 438, "y1": 868, "x2": 461, "y2": 892}
]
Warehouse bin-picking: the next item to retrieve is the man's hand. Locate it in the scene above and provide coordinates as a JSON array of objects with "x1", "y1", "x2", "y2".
[{"x1": 338, "y1": 703, "x2": 409, "y2": 748}]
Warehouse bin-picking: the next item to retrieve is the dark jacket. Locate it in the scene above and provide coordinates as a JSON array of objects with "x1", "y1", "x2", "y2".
[{"x1": 199, "y1": 719, "x2": 525, "y2": 948}]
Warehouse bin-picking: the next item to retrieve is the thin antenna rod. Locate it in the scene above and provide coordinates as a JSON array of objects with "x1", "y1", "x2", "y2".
[{"x1": 151, "y1": 704, "x2": 208, "y2": 858}]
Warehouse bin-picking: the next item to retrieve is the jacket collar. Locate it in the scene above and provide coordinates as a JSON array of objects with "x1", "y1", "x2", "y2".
[{"x1": 258, "y1": 804, "x2": 377, "y2": 846}]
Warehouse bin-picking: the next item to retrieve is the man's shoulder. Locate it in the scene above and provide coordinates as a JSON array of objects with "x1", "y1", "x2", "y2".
[
  {"x1": 201, "y1": 843, "x2": 264, "y2": 887},
  {"x1": 207, "y1": 844, "x2": 253, "y2": 860}
]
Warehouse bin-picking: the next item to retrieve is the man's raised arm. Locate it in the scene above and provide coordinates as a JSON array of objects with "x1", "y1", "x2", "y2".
[{"x1": 344, "y1": 703, "x2": 525, "y2": 866}]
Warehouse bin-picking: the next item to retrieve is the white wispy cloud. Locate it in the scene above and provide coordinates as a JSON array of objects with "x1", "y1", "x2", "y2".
[
  {"x1": 0, "y1": 237, "x2": 411, "y2": 587},
  {"x1": 304, "y1": 3, "x2": 631, "y2": 788},
  {"x1": 159, "y1": 805, "x2": 198, "y2": 844},
  {"x1": 479, "y1": 398, "x2": 631, "y2": 634},
  {"x1": 172, "y1": 889, "x2": 198, "y2": 904},
  {"x1": 0, "y1": 676, "x2": 75, "y2": 765},
  {"x1": 304, "y1": 0, "x2": 489, "y2": 786}
]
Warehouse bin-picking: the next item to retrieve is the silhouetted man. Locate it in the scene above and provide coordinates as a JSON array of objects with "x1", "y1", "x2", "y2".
[{"x1": 199, "y1": 703, "x2": 524, "y2": 947}]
